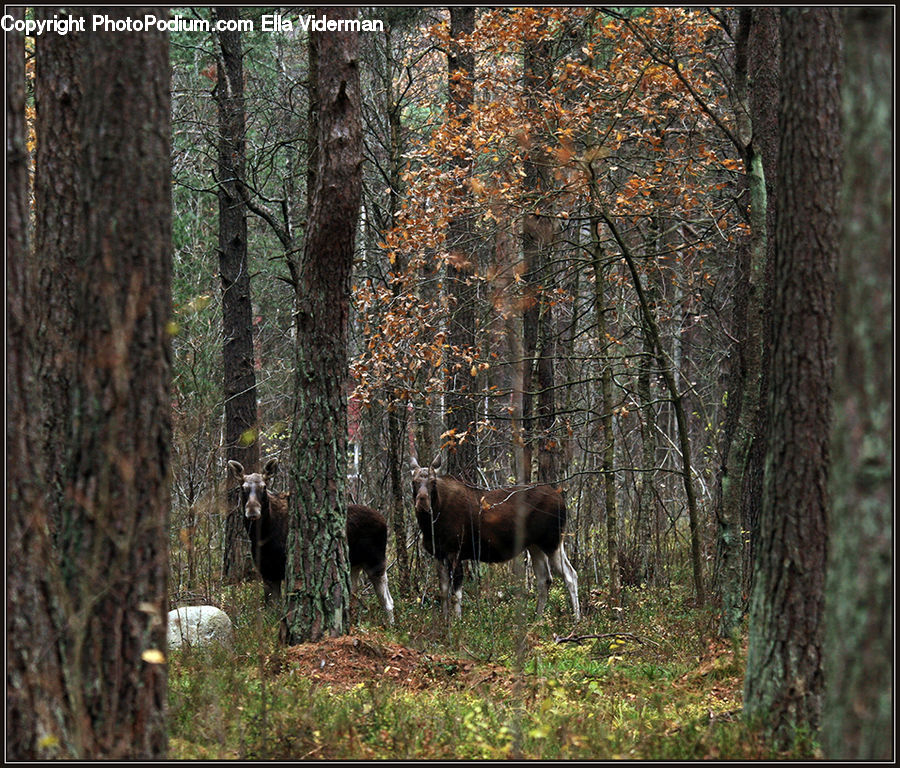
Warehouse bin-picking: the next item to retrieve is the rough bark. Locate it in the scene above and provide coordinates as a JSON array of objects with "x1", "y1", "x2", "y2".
[
  {"x1": 713, "y1": 8, "x2": 774, "y2": 638},
  {"x1": 32, "y1": 7, "x2": 82, "y2": 527},
  {"x1": 744, "y1": 7, "x2": 841, "y2": 744},
  {"x1": 283, "y1": 7, "x2": 361, "y2": 643},
  {"x1": 6, "y1": 9, "x2": 70, "y2": 758},
  {"x1": 14, "y1": 8, "x2": 173, "y2": 758},
  {"x1": 743, "y1": 5, "x2": 780, "y2": 601},
  {"x1": 381, "y1": 28, "x2": 411, "y2": 591},
  {"x1": 822, "y1": 7, "x2": 892, "y2": 760}
]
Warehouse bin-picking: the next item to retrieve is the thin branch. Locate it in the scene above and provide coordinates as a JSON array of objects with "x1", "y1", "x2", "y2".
[{"x1": 554, "y1": 632, "x2": 661, "y2": 649}]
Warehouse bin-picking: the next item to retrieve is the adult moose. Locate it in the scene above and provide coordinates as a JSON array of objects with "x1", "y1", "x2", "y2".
[
  {"x1": 227, "y1": 458, "x2": 394, "y2": 624},
  {"x1": 410, "y1": 455, "x2": 580, "y2": 621}
]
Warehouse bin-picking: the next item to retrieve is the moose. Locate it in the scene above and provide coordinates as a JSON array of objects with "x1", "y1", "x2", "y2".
[
  {"x1": 227, "y1": 458, "x2": 395, "y2": 624},
  {"x1": 410, "y1": 454, "x2": 580, "y2": 622}
]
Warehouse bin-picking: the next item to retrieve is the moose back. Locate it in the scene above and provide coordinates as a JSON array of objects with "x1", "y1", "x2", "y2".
[{"x1": 410, "y1": 455, "x2": 580, "y2": 621}]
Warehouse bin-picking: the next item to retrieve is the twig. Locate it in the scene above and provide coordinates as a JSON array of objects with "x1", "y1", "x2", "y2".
[{"x1": 553, "y1": 632, "x2": 660, "y2": 649}]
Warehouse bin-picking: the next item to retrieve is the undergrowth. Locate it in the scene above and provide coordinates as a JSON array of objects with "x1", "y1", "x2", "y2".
[{"x1": 167, "y1": 579, "x2": 821, "y2": 760}]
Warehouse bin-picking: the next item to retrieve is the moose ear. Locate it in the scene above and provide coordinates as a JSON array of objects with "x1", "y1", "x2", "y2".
[
  {"x1": 409, "y1": 455, "x2": 421, "y2": 472},
  {"x1": 228, "y1": 460, "x2": 245, "y2": 480},
  {"x1": 430, "y1": 453, "x2": 442, "y2": 471},
  {"x1": 263, "y1": 458, "x2": 279, "y2": 478}
]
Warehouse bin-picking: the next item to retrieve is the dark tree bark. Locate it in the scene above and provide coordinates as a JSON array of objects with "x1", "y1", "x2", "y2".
[
  {"x1": 635, "y1": 301, "x2": 658, "y2": 586},
  {"x1": 31, "y1": 7, "x2": 82, "y2": 525},
  {"x1": 6, "y1": 8, "x2": 69, "y2": 758},
  {"x1": 443, "y1": 5, "x2": 478, "y2": 482},
  {"x1": 822, "y1": 7, "x2": 892, "y2": 760},
  {"x1": 282, "y1": 7, "x2": 362, "y2": 643},
  {"x1": 306, "y1": 23, "x2": 320, "y2": 214},
  {"x1": 371, "y1": 24, "x2": 411, "y2": 592},
  {"x1": 713, "y1": 7, "x2": 778, "y2": 638},
  {"x1": 742, "y1": 5, "x2": 780, "y2": 601},
  {"x1": 744, "y1": 7, "x2": 841, "y2": 744},
  {"x1": 711, "y1": 9, "x2": 751, "y2": 638},
  {"x1": 522, "y1": 21, "x2": 560, "y2": 486},
  {"x1": 11, "y1": 7, "x2": 172, "y2": 759},
  {"x1": 215, "y1": 7, "x2": 260, "y2": 583}
]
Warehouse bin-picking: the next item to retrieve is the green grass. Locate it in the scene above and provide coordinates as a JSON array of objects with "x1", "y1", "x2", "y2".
[{"x1": 167, "y1": 580, "x2": 821, "y2": 760}]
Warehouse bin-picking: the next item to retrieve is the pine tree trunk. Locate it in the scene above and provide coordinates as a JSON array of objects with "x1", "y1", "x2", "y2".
[
  {"x1": 822, "y1": 7, "x2": 892, "y2": 760},
  {"x1": 743, "y1": 7, "x2": 841, "y2": 744},
  {"x1": 32, "y1": 8, "x2": 82, "y2": 526},
  {"x1": 6, "y1": 9, "x2": 70, "y2": 758},
  {"x1": 525, "y1": 68, "x2": 558, "y2": 486},
  {"x1": 636, "y1": 326, "x2": 657, "y2": 585},
  {"x1": 743, "y1": 5, "x2": 780, "y2": 602},
  {"x1": 521, "y1": 24, "x2": 560, "y2": 485},
  {"x1": 713, "y1": 8, "x2": 773, "y2": 638},
  {"x1": 14, "y1": 8, "x2": 173, "y2": 758},
  {"x1": 384, "y1": 50, "x2": 411, "y2": 592},
  {"x1": 216, "y1": 7, "x2": 260, "y2": 583},
  {"x1": 283, "y1": 8, "x2": 362, "y2": 643}
]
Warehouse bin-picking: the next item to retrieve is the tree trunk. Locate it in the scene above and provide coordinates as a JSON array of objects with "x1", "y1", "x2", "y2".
[
  {"x1": 743, "y1": 5, "x2": 780, "y2": 602},
  {"x1": 589, "y1": 212, "x2": 620, "y2": 605},
  {"x1": 12, "y1": 8, "x2": 173, "y2": 758},
  {"x1": 383, "y1": 32, "x2": 411, "y2": 592},
  {"x1": 443, "y1": 6, "x2": 479, "y2": 481},
  {"x1": 636, "y1": 328, "x2": 657, "y2": 586},
  {"x1": 216, "y1": 7, "x2": 260, "y2": 583},
  {"x1": 821, "y1": 7, "x2": 892, "y2": 760},
  {"x1": 520, "y1": 23, "x2": 559, "y2": 486},
  {"x1": 282, "y1": 7, "x2": 362, "y2": 644},
  {"x1": 743, "y1": 7, "x2": 841, "y2": 744},
  {"x1": 713, "y1": 8, "x2": 773, "y2": 638},
  {"x1": 31, "y1": 7, "x2": 82, "y2": 528},
  {"x1": 636, "y1": 212, "x2": 661, "y2": 587},
  {"x1": 388, "y1": 404, "x2": 411, "y2": 593},
  {"x1": 6, "y1": 9, "x2": 70, "y2": 758},
  {"x1": 523, "y1": 30, "x2": 560, "y2": 487}
]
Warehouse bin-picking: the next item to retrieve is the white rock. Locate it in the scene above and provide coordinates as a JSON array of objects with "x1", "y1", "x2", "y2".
[{"x1": 167, "y1": 605, "x2": 234, "y2": 651}]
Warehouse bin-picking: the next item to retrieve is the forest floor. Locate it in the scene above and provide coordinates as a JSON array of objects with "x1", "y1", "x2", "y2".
[
  {"x1": 168, "y1": 581, "x2": 820, "y2": 761},
  {"x1": 280, "y1": 632, "x2": 520, "y2": 694}
]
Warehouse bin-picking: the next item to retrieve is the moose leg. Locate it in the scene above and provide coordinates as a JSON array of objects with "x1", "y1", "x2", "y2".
[
  {"x1": 448, "y1": 559, "x2": 464, "y2": 619},
  {"x1": 549, "y1": 544, "x2": 581, "y2": 622},
  {"x1": 528, "y1": 545, "x2": 553, "y2": 615},
  {"x1": 366, "y1": 566, "x2": 395, "y2": 625},
  {"x1": 437, "y1": 559, "x2": 452, "y2": 619}
]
